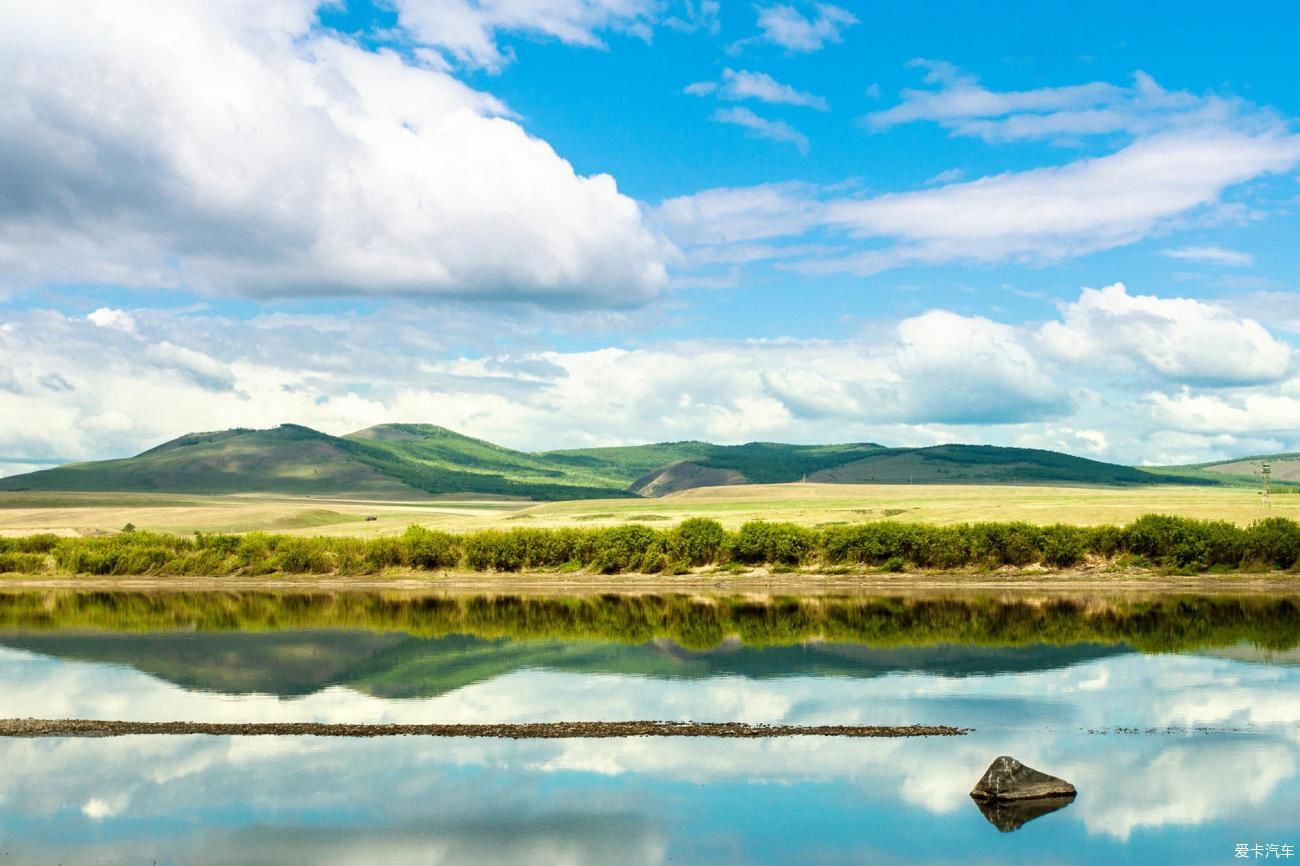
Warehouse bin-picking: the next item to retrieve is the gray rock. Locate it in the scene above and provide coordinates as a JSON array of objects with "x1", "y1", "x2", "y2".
[{"x1": 970, "y1": 756, "x2": 1076, "y2": 801}]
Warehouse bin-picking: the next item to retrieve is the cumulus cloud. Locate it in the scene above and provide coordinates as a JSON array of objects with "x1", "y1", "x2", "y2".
[
  {"x1": 0, "y1": 0, "x2": 668, "y2": 309},
  {"x1": 1039, "y1": 283, "x2": 1293, "y2": 386},
  {"x1": 709, "y1": 107, "x2": 810, "y2": 153},
  {"x1": 1146, "y1": 391, "x2": 1300, "y2": 436},
  {"x1": 896, "y1": 311, "x2": 1070, "y2": 423},
  {"x1": 686, "y1": 69, "x2": 829, "y2": 110},
  {"x1": 747, "y1": 3, "x2": 857, "y2": 52},
  {"x1": 8, "y1": 282, "x2": 1295, "y2": 472},
  {"x1": 86, "y1": 308, "x2": 137, "y2": 334}
]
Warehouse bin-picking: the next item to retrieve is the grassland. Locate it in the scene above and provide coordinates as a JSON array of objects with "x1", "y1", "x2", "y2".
[{"x1": 0, "y1": 483, "x2": 1291, "y2": 539}]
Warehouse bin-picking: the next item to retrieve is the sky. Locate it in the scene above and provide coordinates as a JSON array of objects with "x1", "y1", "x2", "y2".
[{"x1": 2, "y1": 0, "x2": 1300, "y2": 474}]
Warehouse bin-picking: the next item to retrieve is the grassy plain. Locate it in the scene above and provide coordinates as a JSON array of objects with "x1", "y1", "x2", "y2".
[{"x1": 0, "y1": 483, "x2": 1291, "y2": 538}]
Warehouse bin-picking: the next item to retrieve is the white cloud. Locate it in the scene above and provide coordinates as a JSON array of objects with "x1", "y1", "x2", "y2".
[
  {"x1": 810, "y1": 129, "x2": 1300, "y2": 273},
  {"x1": 392, "y1": 0, "x2": 659, "y2": 72},
  {"x1": 923, "y1": 168, "x2": 964, "y2": 186},
  {"x1": 687, "y1": 69, "x2": 829, "y2": 110},
  {"x1": 710, "y1": 107, "x2": 810, "y2": 153},
  {"x1": 748, "y1": 3, "x2": 857, "y2": 52},
  {"x1": 1039, "y1": 283, "x2": 1293, "y2": 386},
  {"x1": 144, "y1": 342, "x2": 237, "y2": 392},
  {"x1": 867, "y1": 63, "x2": 1271, "y2": 144},
  {"x1": 895, "y1": 311, "x2": 1070, "y2": 423},
  {"x1": 1162, "y1": 245, "x2": 1254, "y2": 266},
  {"x1": 658, "y1": 94, "x2": 1300, "y2": 279},
  {"x1": 0, "y1": 0, "x2": 668, "y2": 309},
  {"x1": 81, "y1": 793, "x2": 129, "y2": 821},
  {"x1": 86, "y1": 308, "x2": 137, "y2": 334},
  {"x1": 1146, "y1": 391, "x2": 1300, "y2": 436},
  {"x1": 2, "y1": 284, "x2": 1298, "y2": 470},
  {"x1": 653, "y1": 182, "x2": 828, "y2": 245}
]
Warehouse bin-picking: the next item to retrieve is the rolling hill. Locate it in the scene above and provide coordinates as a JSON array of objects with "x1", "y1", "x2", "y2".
[
  {"x1": 0, "y1": 422, "x2": 1224, "y2": 500},
  {"x1": 0, "y1": 425, "x2": 420, "y2": 498},
  {"x1": 1147, "y1": 452, "x2": 1300, "y2": 487}
]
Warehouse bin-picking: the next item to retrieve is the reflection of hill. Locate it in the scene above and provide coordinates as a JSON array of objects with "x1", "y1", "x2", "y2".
[{"x1": 0, "y1": 630, "x2": 1130, "y2": 699}]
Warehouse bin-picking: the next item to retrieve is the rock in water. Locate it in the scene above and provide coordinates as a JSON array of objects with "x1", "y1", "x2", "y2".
[{"x1": 970, "y1": 756, "x2": 1076, "y2": 802}]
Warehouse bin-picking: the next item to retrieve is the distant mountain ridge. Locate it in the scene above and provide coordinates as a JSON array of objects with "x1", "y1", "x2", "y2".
[{"x1": 0, "y1": 422, "x2": 1221, "y2": 500}]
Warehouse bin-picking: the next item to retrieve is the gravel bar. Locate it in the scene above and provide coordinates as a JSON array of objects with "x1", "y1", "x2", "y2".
[{"x1": 0, "y1": 719, "x2": 968, "y2": 739}]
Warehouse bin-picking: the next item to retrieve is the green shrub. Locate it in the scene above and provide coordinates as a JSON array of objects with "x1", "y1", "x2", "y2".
[
  {"x1": 592, "y1": 524, "x2": 662, "y2": 573},
  {"x1": 270, "y1": 538, "x2": 331, "y2": 574},
  {"x1": 1040, "y1": 524, "x2": 1088, "y2": 568},
  {"x1": 667, "y1": 518, "x2": 727, "y2": 566},
  {"x1": 402, "y1": 526, "x2": 459, "y2": 569},
  {"x1": 10, "y1": 534, "x2": 62, "y2": 554},
  {"x1": 0, "y1": 552, "x2": 46, "y2": 574},
  {"x1": 729, "y1": 521, "x2": 814, "y2": 565},
  {"x1": 1245, "y1": 517, "x2": 1300, "y2": 569},
  {"x1": 463, "y1": 530, "x2": 526, "y2": 571},
  {"x1": 364, "y1": 536, "x2": 406, "y2": 569}
]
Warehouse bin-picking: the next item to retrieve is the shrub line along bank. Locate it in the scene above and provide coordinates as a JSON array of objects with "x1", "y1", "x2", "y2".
[{"x1": 3, "y1": 515, "x2": 1300, "y2": 577}]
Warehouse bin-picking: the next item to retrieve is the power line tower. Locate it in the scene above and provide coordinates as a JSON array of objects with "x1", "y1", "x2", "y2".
[{"x1": 1260, "y1": 462, "x2": 1272, "y2": 507}]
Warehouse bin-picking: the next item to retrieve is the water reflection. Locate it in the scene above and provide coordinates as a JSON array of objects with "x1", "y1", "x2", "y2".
[
  {"x1": 1, "y1": 731, "x2": 1297, "y2": 864},
  {"x1": 974, "y1": 793, "x2": 1077, "y2": 832},
  {"x1": 0, "y1": 589, "x2": 1297, "y2": 864}
]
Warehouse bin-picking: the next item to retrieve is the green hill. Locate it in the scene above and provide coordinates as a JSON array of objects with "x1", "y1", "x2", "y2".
[
  {"x1": 549, "y1": 440, "x2": 1186, "y2": 493},
  {"x1": 0, "y1": 422, "x2": 1219, "y2": 500},
  {"x1": 0, "y1": 423, "x2": 633, "y2": 501},
  {"x1": 1147, "y1": 452, "x2": 1300, "y2": 489},
  {"x1": 0, "y1": 425, "x2": 419, "y2": 498},
  {"x1": 806, "y1": 444, "x2": 1168, "y2": 486}
]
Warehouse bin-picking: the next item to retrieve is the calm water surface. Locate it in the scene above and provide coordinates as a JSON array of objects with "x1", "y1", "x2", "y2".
[{"x1": 0, "y1": 590, "x2": 1297, "y2": 864}]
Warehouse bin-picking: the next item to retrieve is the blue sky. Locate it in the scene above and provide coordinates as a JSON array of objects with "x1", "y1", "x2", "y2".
[{"x1": 1, "y1": 0, "x2": 1299, "y2": 471}]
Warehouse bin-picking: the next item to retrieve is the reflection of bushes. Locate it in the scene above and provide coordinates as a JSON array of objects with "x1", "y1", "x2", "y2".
[
  {"x1": 0, "y1": 589, "x2": 1295, "y2": 653},
  {"x1": 8, "y1": 514, "x2": 1300, "y2": 576}
]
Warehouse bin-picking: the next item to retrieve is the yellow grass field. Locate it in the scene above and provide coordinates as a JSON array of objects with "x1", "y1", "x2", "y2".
[{"x1": 0, "y1": 483, "x2": 1291, "y2": 537}]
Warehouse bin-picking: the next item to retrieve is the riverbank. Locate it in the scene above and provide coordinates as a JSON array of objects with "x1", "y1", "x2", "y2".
[{"x1": 2, "y1": 568, "x2": 1297, "y2": 596}]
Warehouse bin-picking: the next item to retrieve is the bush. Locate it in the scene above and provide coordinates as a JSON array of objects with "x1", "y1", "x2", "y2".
[
  {"x1": 402, "y1": 526, "x2": 459, "y2": 569},
  {"x1": 1040, "y1": 524, "x2": 1088, "y2": 568},
  {"x1": 0, "y1": 552, "x2": 46, "y2": 574},
  {"x1": 463, "y1": 530, "x2": 526, "y2": 571},
  {"x1": 728, "y1": 521, "x2": 814, "y2": 565},
  {"x1": 592, "y1": 524, "x2": 663, "y2": 573},
  {"x1": 1245, "y1": 517, "x2": 1300, "y2": 569},
  {"x1": 270, "y1": 538, "x2": 331, "y2": 574},
  {"x1": 667, "y1": 518, "x2": 726, "y2": 566},
  {"x1": 9, "y1": 534, "x2": 62, "y2": 555}
]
